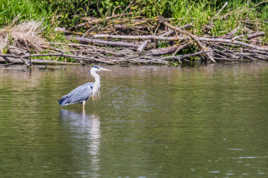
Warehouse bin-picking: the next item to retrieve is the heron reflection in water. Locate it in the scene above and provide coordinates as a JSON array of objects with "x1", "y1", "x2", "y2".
[
  {"x1": 60, "y1": 109, "x2": 100, "y2": 176},
  {"x1": 58, "y1": 65, "x2": 111, "y2": 111}
]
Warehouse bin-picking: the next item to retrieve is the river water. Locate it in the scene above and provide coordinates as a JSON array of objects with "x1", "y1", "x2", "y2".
[{"x1": 0, "y1": 64, "x2": 268, "y2": 178}]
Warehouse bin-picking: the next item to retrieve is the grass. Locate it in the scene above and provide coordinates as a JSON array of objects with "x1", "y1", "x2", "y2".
[
  {"x1": 0, "y1": 0, "x2": 47, "y2": 25},
  {"x1": 0, "y1": 0, "x2": 267, "y2": 40}
]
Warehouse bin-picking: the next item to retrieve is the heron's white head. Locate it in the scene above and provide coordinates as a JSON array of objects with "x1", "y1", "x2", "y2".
[{"x1": 90, "y1": 65, "x2": 111, "y2": 73}]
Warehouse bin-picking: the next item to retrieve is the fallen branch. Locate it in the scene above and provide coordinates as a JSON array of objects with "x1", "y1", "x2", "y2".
[
  {"x1": 137, "y1": 40, "x2": 150, "y2": 53},
  {"x1": 247, "y1": 32, "x2": 265, "y2": 40},
  {"x1": 199, "y1": 37, "x2": 268, "y2": 51},
  {"x1": 67, "y1": 36, "x2": 139, "y2": 48}
]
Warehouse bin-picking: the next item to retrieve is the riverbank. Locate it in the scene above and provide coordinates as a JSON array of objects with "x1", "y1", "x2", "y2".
[{"x1": 0, "y1": 1, "x2": 267, "y2": 66}]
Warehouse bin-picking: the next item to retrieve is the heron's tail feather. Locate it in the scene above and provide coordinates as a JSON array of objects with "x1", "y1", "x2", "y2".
[{"x1": 58, "y1": 95, "x2": 70, "y2": 106}]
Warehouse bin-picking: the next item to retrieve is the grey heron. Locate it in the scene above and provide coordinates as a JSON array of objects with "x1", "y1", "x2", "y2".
[{"x1": 58, "y1": 65, "x2": 110, "y2": 110}]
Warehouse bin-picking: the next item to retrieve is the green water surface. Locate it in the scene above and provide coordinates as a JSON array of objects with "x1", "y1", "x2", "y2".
[{"x1": 0, "y1": 64, "x2": 268, "y2": 178}]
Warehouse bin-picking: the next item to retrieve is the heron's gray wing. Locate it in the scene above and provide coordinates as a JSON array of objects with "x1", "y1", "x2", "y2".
[{"x1": 58, "y1": 82, "x2": 93, "y2": 106}]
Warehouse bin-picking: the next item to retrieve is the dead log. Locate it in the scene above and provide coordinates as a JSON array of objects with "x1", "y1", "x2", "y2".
[
  {"x1": 66, "y1": 36, "x2": 139, "y2": 48},
  {"x1": 151, "y1": 45, "x2": 179, "y2": 56}
]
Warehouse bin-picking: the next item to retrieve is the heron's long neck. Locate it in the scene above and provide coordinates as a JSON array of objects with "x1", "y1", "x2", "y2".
[{"x1": 91, "y1": 70, "x2": 100, "y2": 96}]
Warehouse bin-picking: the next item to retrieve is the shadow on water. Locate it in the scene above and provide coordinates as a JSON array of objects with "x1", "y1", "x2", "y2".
[{"x1": 60, "y1": 109, "x2": 101, "y2": 177}]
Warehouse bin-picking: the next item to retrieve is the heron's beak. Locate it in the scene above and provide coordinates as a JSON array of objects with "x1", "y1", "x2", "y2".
[{"x1": 100, "y1": 67, "x2": 111, "y2": 71}]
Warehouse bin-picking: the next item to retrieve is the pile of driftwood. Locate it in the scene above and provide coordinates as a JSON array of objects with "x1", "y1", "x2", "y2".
[
  {"x1": 0, "y1": 15, "x2": 267, "y2": 65},
  {"x1": 56, "y1": 15, "x2": 268, "y2": 65}
]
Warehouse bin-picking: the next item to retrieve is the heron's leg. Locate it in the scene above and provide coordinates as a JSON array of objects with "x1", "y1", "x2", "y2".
[{"x1": 82, "y1": 101, "x2": 86, "y2": 112}]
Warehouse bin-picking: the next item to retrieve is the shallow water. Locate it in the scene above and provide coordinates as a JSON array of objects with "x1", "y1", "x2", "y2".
[{"x1": 0, "y1": 63, "x2": 268, "y2": 178}]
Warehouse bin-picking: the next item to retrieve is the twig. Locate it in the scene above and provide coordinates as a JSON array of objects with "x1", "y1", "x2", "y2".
[
  {"x1": 255, "y1": 1, "x2": 268, "y2": 7},
  {"x1": 211, "y1": 2, "x2": 228, "y2": 22},
  {"x1": 222, "y1": 27, "x2": 240, "y2": 39},
  {"x1": 159, "y1": 29, "x2": 174, "y2": 37},
  {"x1": 92, "y1": 34, "x2": 183, "y2": 41},
  {"x1": 137, "y1": 40, "x2": 150, "y2": 53}
]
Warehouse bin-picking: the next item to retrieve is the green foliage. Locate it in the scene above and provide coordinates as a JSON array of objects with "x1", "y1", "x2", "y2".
[
  {"x1": 0, "y1": 0, "x2": 48, "y2": 25},
  {"x1": 0, "y1": 0, "x2": 267, "y2": 38},
  {"x1": 0, "y1": 0, "x2": 266, "y2": 64}
]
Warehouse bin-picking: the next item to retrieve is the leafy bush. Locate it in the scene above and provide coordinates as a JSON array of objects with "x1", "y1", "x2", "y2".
[{"x1": 0, "y1": 0, "x2": 266, "y2": 36}]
